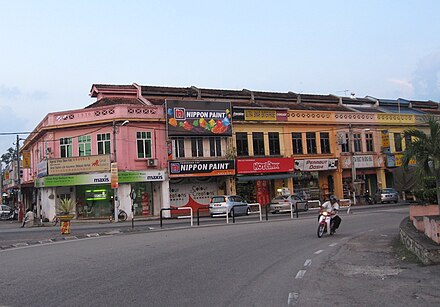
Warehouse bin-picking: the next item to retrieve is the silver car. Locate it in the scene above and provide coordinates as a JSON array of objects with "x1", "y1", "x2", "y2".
[
  {"x1": 209, "y1": 195, "x2": 250, "y2": 217},
  {"x1": 270, "y1": 194, "x2": 308, "y2": 213},
  {"x1": 374, "y1": 188, "x2": 399, "y2": 204}
]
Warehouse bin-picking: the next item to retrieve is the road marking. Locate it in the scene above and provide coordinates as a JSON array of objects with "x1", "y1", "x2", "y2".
[
  {"x1": 295, "y1": 270, "x2": 307, "y2": 279},
  {"x1": 329, "y1": 243, "x2": 337, "y2": 247},
  {"x1": 304, "y1": 259, "x2": 312, "y2": 267},
  {"x1": 288, "y1": 292, "x2": 299, "y2": 305},
  {"x1": 314, "y1": 249, "x2": 324, "y2": 254},
  {"x1": 86, "y1": 233, "x2": 100, "y2": 237}
]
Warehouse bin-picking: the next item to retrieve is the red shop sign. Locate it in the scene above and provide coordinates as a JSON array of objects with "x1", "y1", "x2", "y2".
[{"x1": 236, "y1": 157, "x2": 294, "y2": 174}]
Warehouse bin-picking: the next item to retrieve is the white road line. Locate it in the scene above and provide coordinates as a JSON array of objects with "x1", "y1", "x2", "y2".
[
  {"x1": 314, "y1": 249, "x2": 324, "y2": 254},
  {"x1": 295, "y1": 270, "x2": 307, "y2": 279},
  {"x1": 329, "y1": 243, "x2": 337, "y2": 247},
  {"x1": 304, "y1": 259, "x2": 312, "y2": 267},
  {"x1": 288, "y1": 292, "x2": 299, "y2": 305}
]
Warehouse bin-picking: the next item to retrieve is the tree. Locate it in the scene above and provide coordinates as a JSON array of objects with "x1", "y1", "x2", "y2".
[
  {"x1": 1, "y1": 147, "x2": 17, "y2": 166},
  {"x1": 403, "y1": 115, "x2": 440, "y2": 210}
]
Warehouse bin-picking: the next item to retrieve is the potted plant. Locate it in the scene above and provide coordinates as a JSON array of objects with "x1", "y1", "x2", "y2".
[{"x1": 56, "y1": 197, "x2": 76, "y2": 234}]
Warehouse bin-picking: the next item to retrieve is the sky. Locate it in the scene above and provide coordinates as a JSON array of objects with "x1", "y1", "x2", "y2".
[{"x1": 1, "y1": 0, "x2": 440, "y2": 157}]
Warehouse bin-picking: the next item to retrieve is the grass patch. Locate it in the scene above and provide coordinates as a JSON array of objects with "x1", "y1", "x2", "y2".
[{"x1": 391, "y1": 235, "x2": 424, "y2": 265}]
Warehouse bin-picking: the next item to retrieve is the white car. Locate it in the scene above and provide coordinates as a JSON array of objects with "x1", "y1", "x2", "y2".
[
  {"x1": 270, "y1": 194, "x2": 308, "y2": 213},
  {"x1": 0, "y1": 205, "x2": 14, "y2": 219},
  {"x1": 209, "y1": 195, "x2": 251, "y2": 217}
]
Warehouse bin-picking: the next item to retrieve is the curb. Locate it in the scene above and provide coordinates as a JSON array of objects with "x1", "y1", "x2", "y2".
[{"x1": 399, "y1": 217, "x2": 440, "y2": 265}]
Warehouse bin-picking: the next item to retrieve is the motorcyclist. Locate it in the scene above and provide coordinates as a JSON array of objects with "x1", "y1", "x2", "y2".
[{"x1": 320, "y1": 195, "x2": 341, "y2": 232}]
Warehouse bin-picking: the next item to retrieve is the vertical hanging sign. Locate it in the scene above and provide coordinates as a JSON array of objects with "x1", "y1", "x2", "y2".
[{"x1": 111, "y1": 162, "x2": 118, "y2": 189}]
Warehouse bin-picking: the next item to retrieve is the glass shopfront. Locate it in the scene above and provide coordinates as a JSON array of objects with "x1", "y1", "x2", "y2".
[
  {"x1": 131, "y1": 182, "x2": 154, "y2": 216},
  {"x1": 293, "y1": 171, "x2": 321, "y2": 200},
  {"x1": 76, "y1": 185, "x2": 113, "y2": 218}
]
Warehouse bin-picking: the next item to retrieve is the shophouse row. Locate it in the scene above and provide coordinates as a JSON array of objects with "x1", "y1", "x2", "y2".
[{"x1": 3, "y1": 83, "x2": 438, "y2": 220}]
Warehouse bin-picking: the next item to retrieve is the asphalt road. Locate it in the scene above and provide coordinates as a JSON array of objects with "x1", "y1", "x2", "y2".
[{"x1": 1, "y1": 206, "x2": 439, "y2": 307}]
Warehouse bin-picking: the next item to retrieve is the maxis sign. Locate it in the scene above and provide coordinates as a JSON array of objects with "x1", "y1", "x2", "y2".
[
  {"x1": 35, "y1": 171, "x2": 166, "y2": 188},
  {"x1": 169, "y1": 160, "x2": 235, "y2": 178}
]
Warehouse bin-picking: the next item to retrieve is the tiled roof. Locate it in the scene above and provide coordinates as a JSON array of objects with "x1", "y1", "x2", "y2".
[
  {"x1": 84, "y1": 97, "x2": 144, "y2": 109},
  {"x1": 350, "y1": 107, "x2": 384, "y2": 113}
]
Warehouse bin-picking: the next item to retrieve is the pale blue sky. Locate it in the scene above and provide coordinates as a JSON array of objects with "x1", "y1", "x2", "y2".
[{"x1": 1, "y1": 0, "x2": 440, "y2": 155}]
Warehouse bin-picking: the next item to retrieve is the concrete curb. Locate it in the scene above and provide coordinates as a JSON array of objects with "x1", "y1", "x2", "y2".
[{"x1": 399, "y1": 217, "x2": 440, "y2": 265}]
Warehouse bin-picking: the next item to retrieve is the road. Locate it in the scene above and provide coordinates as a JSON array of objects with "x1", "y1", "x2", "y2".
[{"x1": 1, "y1": 206, "x2": 439, "y2": 307}]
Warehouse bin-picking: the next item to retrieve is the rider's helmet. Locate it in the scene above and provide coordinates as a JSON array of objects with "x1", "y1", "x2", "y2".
[{"x1": 329, "y1": 195, "x2": 338, "y2": 203}]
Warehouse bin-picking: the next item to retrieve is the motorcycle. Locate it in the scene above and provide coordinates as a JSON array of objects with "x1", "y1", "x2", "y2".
[{"x1": 317, "y1": 210, "x2": 335, "y2": 238}]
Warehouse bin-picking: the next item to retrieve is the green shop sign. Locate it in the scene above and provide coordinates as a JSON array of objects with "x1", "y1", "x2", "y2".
[{"x1": 35, "y1": 171, "x2": 165, "y2": 188}]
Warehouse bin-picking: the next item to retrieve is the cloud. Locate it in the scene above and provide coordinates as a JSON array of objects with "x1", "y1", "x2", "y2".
[
  {"x1": 388, "y1": 78, "x2": 414, "y2": 97},
  {"x1": 0, "y1": 84, "x2": 21, "y2": 100},
  {"x1": 0, "y1": 84, "x2": 48, "y2": 104},
  {"x1": 411, "y1": 51, "x2": 440, "y2": 101}
]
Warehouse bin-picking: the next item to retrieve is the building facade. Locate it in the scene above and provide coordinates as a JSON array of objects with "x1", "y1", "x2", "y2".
[{"x1": 10, "y1": 83, "x2": 439, "y2": 220}]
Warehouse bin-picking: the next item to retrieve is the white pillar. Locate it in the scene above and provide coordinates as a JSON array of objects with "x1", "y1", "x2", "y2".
[{"x1": 161, "y1": 180, "x2": 171, "y2": 218}]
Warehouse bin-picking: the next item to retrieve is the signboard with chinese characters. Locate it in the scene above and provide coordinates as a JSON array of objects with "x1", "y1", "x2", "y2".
[
  {"x1": 294, "y1": 159, "x2": 338, "y2": 171},
  {"x1": 341, "y1": 155, "x2": 384, "y2": 169},
  {"x1": 48, "y1": 155, "x2": 110, "y2": 175},
  {"x1": 387, "y1": 153, "x2": 416, "y2": 167},
  {"x1": 166, "y1": 100, "x2": 232, "y2": 136},
  {"x1": 236, "y1": 157, "x2": 294, "y2": 174},
  {"x1": 169, "y1": 160, "x2": 235, "y2": 178},
  {"x1": 111, "y1": 162, "x2": 118, "y2": 189},
  {"x1": 381, "y1": 130, "x2": 390, "y2": 153}
]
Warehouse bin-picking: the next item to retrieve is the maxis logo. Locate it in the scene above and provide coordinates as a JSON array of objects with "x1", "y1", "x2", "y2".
[
  {"x1": 170, "y1": 162, "x2": 181, "y2": 173},
  {"x1": 174, "y1": 108, "x2": 185, "y2": 119},
  {"x1": 94, "y1": 177, "x2": 110, "y2": 183}
]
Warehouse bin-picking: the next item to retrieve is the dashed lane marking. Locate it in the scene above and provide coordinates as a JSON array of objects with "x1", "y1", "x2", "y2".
[
  {"x1": 304, "y1": 259, "x2": 312, "y2": 267},
  {"x1": 295, "y1": 270, "x2": 307, "y2": 279},
  {"x1": 314, "y1": 249, "x2": 324, "y2": 255},
  {"x1": 329, "y1": 242, "x2": 337, "y2": 247},
  {"x1": 288, "y1": 292, "x2": 299, "y2": 305},
  {"x1": 86, "y1": 233, "x2": 100, "y2": 237}
]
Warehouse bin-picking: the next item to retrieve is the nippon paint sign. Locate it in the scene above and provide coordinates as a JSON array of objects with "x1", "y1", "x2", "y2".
[{"x1": 294, "y1": 159, "x2": 338, "y2": 171}]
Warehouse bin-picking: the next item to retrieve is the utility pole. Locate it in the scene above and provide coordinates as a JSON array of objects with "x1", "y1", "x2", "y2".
[
  {"x1": 112, "y1": 120, "x2": 129, "y2": 222},
  {"x1": 112, "y1": 121, "x2": 119, "y2": 222},
  {"x1": 16, "y1": 135, "x2": 22, "y2": 221},
  {"x1": 348, "y1": 124, "x2": 357, "y2": 213}
]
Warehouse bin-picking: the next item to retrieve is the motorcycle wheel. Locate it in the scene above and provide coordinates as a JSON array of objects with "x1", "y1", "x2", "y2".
[{"x1": 317, "y1": 224, "x2": 325, "y2": 238}]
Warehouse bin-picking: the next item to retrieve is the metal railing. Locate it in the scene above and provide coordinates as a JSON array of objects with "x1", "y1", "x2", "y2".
[{"x1": 160, "y1": 207, "x2": 193, "y2": 228}]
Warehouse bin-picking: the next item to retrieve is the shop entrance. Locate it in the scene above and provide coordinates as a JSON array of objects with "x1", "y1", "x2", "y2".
[
  {"x1": 76, "y1": 185, "x2": 113, "y2": 219},
  {"x1": 131, "y1": 182, "x2": 154, "y2": 216}
]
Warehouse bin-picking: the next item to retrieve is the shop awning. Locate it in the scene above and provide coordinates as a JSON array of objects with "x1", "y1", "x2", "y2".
[{"x1": 237, "y1": 173, "x2": 295, "y2": 182}]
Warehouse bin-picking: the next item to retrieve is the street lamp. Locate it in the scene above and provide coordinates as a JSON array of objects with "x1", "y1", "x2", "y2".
[{"x1": 112, "y1": 120, "x2": 129, "y2": 222}]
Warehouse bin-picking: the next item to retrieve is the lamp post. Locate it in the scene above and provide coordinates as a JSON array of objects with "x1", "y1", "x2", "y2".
[
  {"x1": 16, "y1": 135, "x2": 23, "y2": 221},
  {"x1": 112, "y1": 120, "x2": 129, "y2": 222}
]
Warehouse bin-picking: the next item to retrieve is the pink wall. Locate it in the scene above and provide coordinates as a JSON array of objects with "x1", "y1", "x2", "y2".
[{"x1": 24, "y1": 104, "x2": 166, "y2": 178}]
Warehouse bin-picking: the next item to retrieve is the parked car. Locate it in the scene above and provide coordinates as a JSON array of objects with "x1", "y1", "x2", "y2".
[
  {"x1": 0, "y1": 205, "x2": 14, "y2": 219},
  {"x1": 374, "y1": 188, "x2": 399, "y2": 204},
  {"x1": 270, "y1": 194, "x2": 308, "y2": 213},
  {"x1": 209, "y1": 195, "x2": 250, "y2": 217}
]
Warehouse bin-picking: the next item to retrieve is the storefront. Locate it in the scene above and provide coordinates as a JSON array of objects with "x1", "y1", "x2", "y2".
[
  {"x1": 236, "y1": 157, "x2": 295, "y2": 205},
  {"x1": 340, "y1": 154, "x2": 383, "y2": 199},
  {"x1": 35, "y1": 170, "x2": 165, "y2": 220},
  {"x1": 168, "y1": 160, "x2": 235, "y2": 210},
  {"x1": 293, "y1": 158, "x2": 338, "y2": 201}
]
